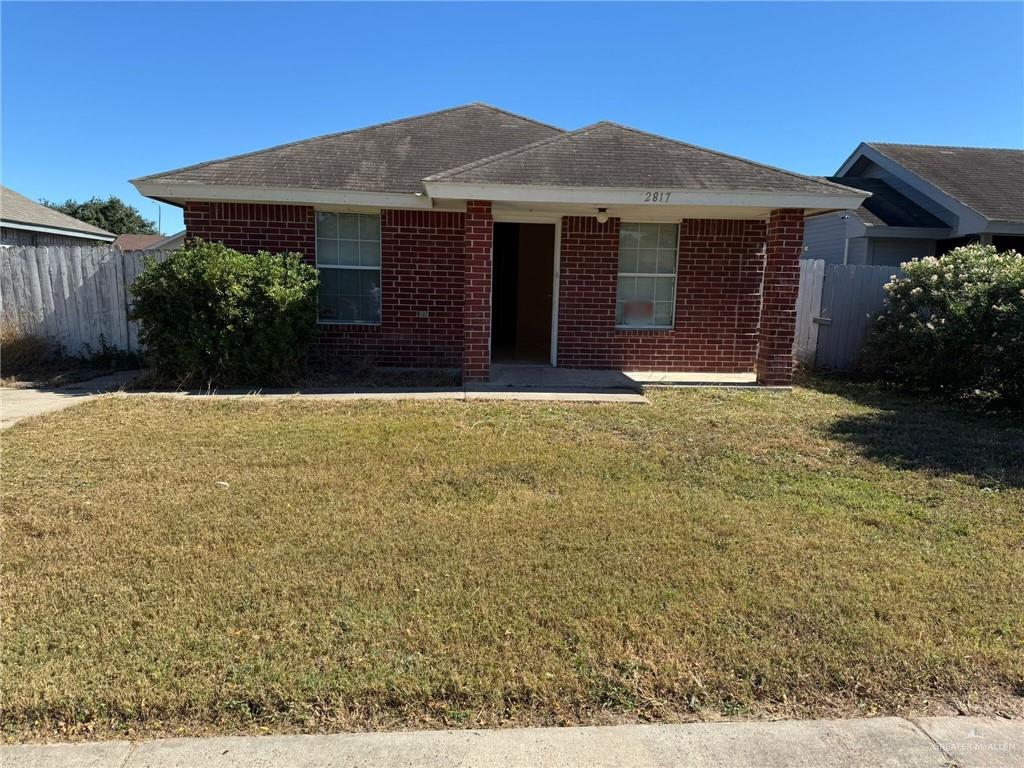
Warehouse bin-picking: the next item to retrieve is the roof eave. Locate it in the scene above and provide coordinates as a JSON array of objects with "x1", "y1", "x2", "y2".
[
  {"x1": 423, "y1": 181, "x2": 868, "y2": 212},
  {"x1": 132, "y1": 180, "x2": 433, "y2": 210},
  {"x1": 0, "y1": 219, "x2": 116, "y2": 242}
]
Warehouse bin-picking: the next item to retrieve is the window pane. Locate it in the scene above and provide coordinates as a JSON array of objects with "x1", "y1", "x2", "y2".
[
  {"x1": 359, "y1": 215, "x2": 380, "y2": 241},
  {"x1": 338, "y1": 269, "x2": 360, "y2": 296},
  {"x1": 635, "y1": 277, "x2": 656, "y2": 300},
  {"x1": 654, "y1": 301, "x2": 674, "y2": 326},
  {"x1": 620, "y1": 298, "x2": 655, "y2": 326},
  {"x1": 615, "y1": 302, "x2": 624, "y2": 325},
  {"x1": 658, "y1": 224, "x2": 678, "y2": 249},
  {"x1": 654, "y1": 276, "x2": 674, "y2": 301},
  {"x1": 317, "y1": 278, "x2": 339, "y2": 321},
  {"x1": 656, "y1": 249, "x2": 677, "y2": 274},
  {"x1": 316, "y1": 212, "x2": 338, "y2": 238},
  {"x1": 617, "y1": 276, "x2": 634, "y2": 301},
  {"x1": 618, "y1": 248, "x2": 638, "y2": 273},
  {"x1": 360, "y1": 240, "x2": 381, "y2": 267},
  {"x1": 316, "y1": 239, "x2": 338, "y2": 266},
  {"x1": 338, "y1": 241, "x2": 360, "y2": 266},
  {"x1": 619, "y1": 223, "x2": 642, "y2": 248},
  {"x1": 637, "y1": 224, "x2": 660, "y2": 249},
  {"x1": 637, "y1": 249, "x2": 659, "y2": 273},
  {"x1": 338, "y1": 214, "x2": 359, "y2": 239}
]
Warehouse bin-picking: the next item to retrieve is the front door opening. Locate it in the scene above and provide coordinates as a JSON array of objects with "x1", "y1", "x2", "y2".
[{"x1": 491, "y1": 223, "x2": 555, "y2": 363}]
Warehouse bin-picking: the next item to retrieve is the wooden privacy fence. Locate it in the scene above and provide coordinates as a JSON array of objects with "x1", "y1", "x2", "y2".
[
  {"x1": 795, "y1": 259, "x2": 900, "y2": 371},
  {"x1": 1, "y1": 245, "x2": 172, "y2": 356}
]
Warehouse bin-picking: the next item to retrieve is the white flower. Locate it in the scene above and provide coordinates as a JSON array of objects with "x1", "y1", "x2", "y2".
[{"x1": 911, "y1": 287, "x2": 924, "y2": 297}]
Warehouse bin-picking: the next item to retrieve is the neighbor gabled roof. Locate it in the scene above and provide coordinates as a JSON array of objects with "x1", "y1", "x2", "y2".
[
  {"x1": 133, "y1": 104, "x2": 564, "y2": 194},
  {"x1": 823, "y1": 176, "x2": 948, "y2": 229},
  {"x1": 1, "y1": 186, "x2": 116, "y2": 240},
  {"x1": 112, "y1": 233, "x2": 167, "y2": 250},
  {"x1": 426, "y1": 121, "x2": 860, "y2": 197},
  {"x1": 863, "y1": 143, "x2": 1024, "y2": 224}
]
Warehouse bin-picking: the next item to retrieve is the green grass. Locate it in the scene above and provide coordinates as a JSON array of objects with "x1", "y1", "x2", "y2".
[{"x1": 2, "y1": 381, "x2": 1022, "y2": 741}]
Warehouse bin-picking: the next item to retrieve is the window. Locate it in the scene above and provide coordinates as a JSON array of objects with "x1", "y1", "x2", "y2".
[
  {"x1": 616, "y1": 223, "x2": 678, "y2": 328},
  {"x1": 316, "y1": 212, "x2": 381, "y2": 324}
]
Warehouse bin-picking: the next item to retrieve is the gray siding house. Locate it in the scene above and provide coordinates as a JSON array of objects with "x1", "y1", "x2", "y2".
[
  {"x1": 1, "y1": 186, "x2": 116, "y2": 247},
  {"x1": 804, "y1": 143, "x2": 1024, "y2": 265}
]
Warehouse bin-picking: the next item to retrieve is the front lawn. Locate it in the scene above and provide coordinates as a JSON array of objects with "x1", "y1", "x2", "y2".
[{"x1": 2, "y1": 382, "x2": 1022, "y2": 740}]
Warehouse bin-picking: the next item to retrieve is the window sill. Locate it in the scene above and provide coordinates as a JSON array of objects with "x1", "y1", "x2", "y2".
[
  {"x1": 615, "y1": 325, "x2": 674, "y2": 332},
  {"x1": 317, "y1": 320, "x2": 382, "y2": 327}
]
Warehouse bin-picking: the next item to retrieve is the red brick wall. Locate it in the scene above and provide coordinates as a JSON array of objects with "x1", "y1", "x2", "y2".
[
  {"x1": 183, "y1": 201, "x2": 315, "y2": 260},
  {"x1": 556, "y1": 216, "x2": 767, "y2": 372},
  {"x1": 184, "y1": 203, "x2": 465, "y2": 369},
  {"x1": 462, "y1": 201, "x2": 493, "y2": 382},
  {"x1": 756, "y1": 208, "x2": 804, "y2": 386}
]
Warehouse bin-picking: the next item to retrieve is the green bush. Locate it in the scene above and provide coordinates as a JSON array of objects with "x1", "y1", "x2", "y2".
[
  {"x1": 862, "y1": 244, "x2": 1024, "y2": 405},
  {"x1": 131, "y1": 239, "x2": 319, "y2": 386}
]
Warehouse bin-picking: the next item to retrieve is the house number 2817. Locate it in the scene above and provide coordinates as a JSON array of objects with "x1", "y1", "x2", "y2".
[{"x1": 643, "y1": 191, "x2": 671, "y2": 202}]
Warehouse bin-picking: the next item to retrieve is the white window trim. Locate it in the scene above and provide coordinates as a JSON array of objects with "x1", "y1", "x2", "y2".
[
  {"x1": 615, "y1": 222, "x2": 679, "y2": 331},
  {"x1": 315, "y1": 211, "x2": 382, "y2": 326}
]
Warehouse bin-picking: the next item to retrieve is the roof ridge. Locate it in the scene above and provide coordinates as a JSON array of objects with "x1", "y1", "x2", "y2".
[
  {"x1": 600, "y1": 121, "x2": 861, "y2": 195},
  {"x1": 466, "y1": 102, "x2": 566, "y2": 134},
  {"x1": 425, "y1": 123, "x2": 601, "y2": 181},
  {"x1": 867, "y1": 141, "x2": 1024, "y2": 153},
  {"x1": 132, "y1": 103, "x2": 559, "y2": 184}
]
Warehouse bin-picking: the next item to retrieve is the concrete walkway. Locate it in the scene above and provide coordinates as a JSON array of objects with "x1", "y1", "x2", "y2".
[
  {"x1": 3, "y1": 717, "x2": 1021, "y2": 768},
  {"x1": 0, "y1": 371, "x2": 141, "y2": 430}
]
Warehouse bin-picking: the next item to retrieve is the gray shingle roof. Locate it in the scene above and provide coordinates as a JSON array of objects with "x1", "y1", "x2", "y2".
[
  {"x1": 824, "y1": 176, "x2": 948, "y2": 229},
  {"x1": 1, "y1": 186, "x2": 115, "y2": 238},
  {"x1": 134, "y1": 104, "x2": 564, "y2": 194},
  {"x1": 868, "y1": 143, "x2": 1024, "y2": 223},
  {"x1": 427, "y1": 121, "x2": 860, "y2": 196}
]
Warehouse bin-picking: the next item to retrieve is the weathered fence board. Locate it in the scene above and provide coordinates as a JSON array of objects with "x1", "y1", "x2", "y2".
[
  {"x1": 0, "y1": 245, "x2": 171, "y2": 356},
  {"x1": 795, "y1": 259, "x2": 900, "y2": 371}
]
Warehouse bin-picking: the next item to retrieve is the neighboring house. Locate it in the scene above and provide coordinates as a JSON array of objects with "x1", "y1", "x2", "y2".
[
  {"x1": 113, "y1": 234, "x2": 166, "y2": 250},
  {"x1": 113, "y1": 231, "x2": 185, "y2": 251},
  {"x1": 804, "y1": 143, "x2": 1024, "y2": 266},
  {"x1": 1, "y1": 185, "x2": 116, "y2": 246},
  {"x1": 132, "y1": 103, "x2": 866, "y2": 385}
]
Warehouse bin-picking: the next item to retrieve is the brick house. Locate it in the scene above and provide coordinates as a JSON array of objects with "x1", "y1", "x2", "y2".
[{"x1": 132, "y1": 104, "x2": 866, "y2": 385}]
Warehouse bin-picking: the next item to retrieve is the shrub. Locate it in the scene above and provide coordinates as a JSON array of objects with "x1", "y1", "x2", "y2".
[
  {"x1": 0, "y1": 325, "x2": 59, "y2": 376},
  {"x1": 130, "y1": 240, "x2": 319, "y2": 386},
  {"x1": 862, "y1": 244, "x2": 1024, "y2": 405}
]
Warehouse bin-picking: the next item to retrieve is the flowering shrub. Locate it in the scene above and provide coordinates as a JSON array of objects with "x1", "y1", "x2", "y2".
[{"x1": 862, "y1": 244, "x2": 1024, "y2": 405}]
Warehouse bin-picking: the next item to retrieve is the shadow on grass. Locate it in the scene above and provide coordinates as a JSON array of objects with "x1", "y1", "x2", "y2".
[{"x1": 804, "y1": 374, "x2": 1024, "y2": 489}]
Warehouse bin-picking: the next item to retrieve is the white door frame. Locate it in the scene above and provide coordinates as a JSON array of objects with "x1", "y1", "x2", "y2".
[{"x1": 489, "y1": 214, "x2": 561, "y2": 368}]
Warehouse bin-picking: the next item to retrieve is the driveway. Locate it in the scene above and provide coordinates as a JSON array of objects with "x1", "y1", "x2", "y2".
[{"x1": 0, "y1": 371, "x2": 140, "y2": 430}]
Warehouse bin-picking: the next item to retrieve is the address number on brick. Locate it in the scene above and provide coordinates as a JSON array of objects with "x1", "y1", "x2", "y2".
[{"x1": 642, "y1": 191, "x2": 672, "y2": 202}]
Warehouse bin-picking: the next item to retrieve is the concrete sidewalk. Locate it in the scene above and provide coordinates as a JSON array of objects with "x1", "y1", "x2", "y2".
[
  {"x1": 0, "y1": 371, "x2": 141, "y2": 430},
  {"x1": 3, "y1": 716, "x2": 1021, "y2": 768}
]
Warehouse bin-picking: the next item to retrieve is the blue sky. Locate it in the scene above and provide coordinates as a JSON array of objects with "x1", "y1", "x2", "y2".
[{"x1": 2, "y1": 2, "x2": 1022, "y2": 235}]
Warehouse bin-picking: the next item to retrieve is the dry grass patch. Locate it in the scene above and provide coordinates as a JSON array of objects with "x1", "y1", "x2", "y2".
[{"x1": 2, "y1": 382, "x2": 1022, "y2": 740}]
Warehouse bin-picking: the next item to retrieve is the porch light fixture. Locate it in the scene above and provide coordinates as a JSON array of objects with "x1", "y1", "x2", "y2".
[{"x1": 595, "y1": 208, "x2": 609, "y2": 224}]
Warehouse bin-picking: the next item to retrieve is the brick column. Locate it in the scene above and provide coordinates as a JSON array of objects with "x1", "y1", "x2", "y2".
[
  {"x1": 463, "y1": 200, "x2": 493, "y2": 383},
  {"x1": 756, "y1": 208, "x2": 804, "y2": 386}
]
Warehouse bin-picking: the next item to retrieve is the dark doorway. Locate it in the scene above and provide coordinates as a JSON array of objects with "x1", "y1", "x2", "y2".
[{"x1": 491, "y1": 222, "x2": 555, "y2": 363}]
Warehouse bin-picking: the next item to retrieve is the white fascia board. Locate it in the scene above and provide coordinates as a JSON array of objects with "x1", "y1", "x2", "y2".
[
  {"x1": 0, "y1": 219, "x2": 116, "y2": 242},
  {"x1": 132, "y1": 181, "x2": 433, "y2": 210},
  {"x1": 984, "y1": 221, "x2": 1024, "y2": 235},
  {"x1": 423, "y1": 181, "x2": 868, "y2": 212}
]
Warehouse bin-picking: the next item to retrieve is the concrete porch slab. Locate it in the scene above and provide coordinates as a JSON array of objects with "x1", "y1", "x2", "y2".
[{"x1": 484, "y1": 364, "x2": 643, "y2": 392}]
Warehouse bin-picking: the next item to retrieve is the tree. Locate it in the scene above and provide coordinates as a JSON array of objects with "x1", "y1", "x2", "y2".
[{"x1": 42, "y1": 196, "x2": 157, "y2": 235}]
